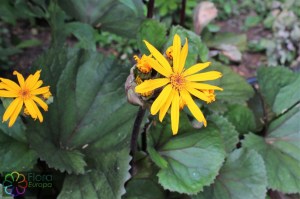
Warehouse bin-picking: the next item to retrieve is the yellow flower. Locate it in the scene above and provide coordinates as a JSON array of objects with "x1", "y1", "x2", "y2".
[
  {"x1": 0, "y1": 70, "x2": 50, "y2": 127},
  {"x1": 135, "y1": 34, "x2": 223, "y2": 135},
  {"x1": 134, "y1": 55, "x2": 152, "y2": 73}
]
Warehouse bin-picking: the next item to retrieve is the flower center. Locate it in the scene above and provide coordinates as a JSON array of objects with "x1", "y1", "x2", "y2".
[
  {"x1": 19, "y1": 88, "x2": 31, "y2": 99},
  {"x1": 170, "y1": 74, "x2": 186, "y2": 90}
]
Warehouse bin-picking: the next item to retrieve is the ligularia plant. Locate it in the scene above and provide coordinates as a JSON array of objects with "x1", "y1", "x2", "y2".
[{"x1": 134, "y1": 34, "x2": 223, "y2": 134}]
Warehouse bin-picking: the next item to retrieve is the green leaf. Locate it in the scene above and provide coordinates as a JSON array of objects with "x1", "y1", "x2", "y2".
[
  {"x1": 207, "y1": 24, "x2": 220, "y2": 32},
  {"x1": 225, "y1": 104, "x2": 256, "y2": 134},
  {"x1": 244, "y1": 16, "x2": 262, "y2": 28},
  {"x1": 273, "y1": 74, "x2": 300, "y2": 114},
  {"x1": 243, "y1": 106, "x2": 300, "y2": 193},
  {"x1": 208, "y1": 115, "x2": 239, "y2": 153},
  {"x1": 65, "y1": 22, "x2": 97, "y2": 50},
  {"x1": 0, "y1": 125, "x2": 37, "y2": 171},
  {"x1": 0, "y1": 0, "x2": 17, "y2": 25},
  {"x1": 257, "y1": 67, "x2": 297, "y2": 108},
  {"x1": 137, "y1": 19, "x2": 167, "y2": 55},
  {"x1": 206, "y1": 62, "x2": 254, "y2": 104},
  {"x1": 58, "y1": 0, "x2": 145, "y2": 38},
  {"x1": 192, "y1": 149, "x2": 267, "y2": 199},
  {"x1": 0, "y1": 105, "x2": 27, "y2": 142},
  {"x1": 27, "y1": 47, "x2": 137, "y2": 177},
  {"x1": 123, "y1": 178, "x2": 166, "y2": 199},
  {"x1": 165, "y1": 26, "x2": 209, "y2": 67},
  {"x1": 15, "y1": 39, "x2": 42, "y2": 49},
  {"x1": 58, "y1": 129, "x2": 134, "y2": 199},
  {"x1": 148, "y1": 115, "x2": 226, "y2": 194}
]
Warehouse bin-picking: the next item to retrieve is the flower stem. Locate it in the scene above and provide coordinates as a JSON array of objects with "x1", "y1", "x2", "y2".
[
  {"x1": 147, "y1": 0, "x2": 155, "y2": 18},
  {"x1": 130, "y1": 107, "x2": 146, "y2": 156},
  {"x1": 180, "y1": 0, "x2": 186, "y2": 26}
]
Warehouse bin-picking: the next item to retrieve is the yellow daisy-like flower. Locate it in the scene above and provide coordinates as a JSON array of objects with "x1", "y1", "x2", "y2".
[
  {"x1": 135, "y1": 34, "x2": 223, "y2": 135},
  {"x1": 0, "y1": 70, "x2": 51, "y2": 127}
]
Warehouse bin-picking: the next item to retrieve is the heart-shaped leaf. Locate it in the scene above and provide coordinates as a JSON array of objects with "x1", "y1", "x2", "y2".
[
  {"x1": 58, "y1": 0, "x2": 145, "y2": 38},
  {"x1": 148, "y1": 115, "x2": 225, "y2": 194},
  {"x1": 192, "y1": 149, "x2": 267, "y2": 199},
  {"x1": 243, "y1": 105, "x2": 300, "y2": 193},
  {"x1": 26, "y1": 48, "x2": 137, "y2": 198}
]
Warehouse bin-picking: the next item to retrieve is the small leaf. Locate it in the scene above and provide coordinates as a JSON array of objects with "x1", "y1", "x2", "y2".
[
  {"x1": 244, "y1": 16, "x2": 262, "y2": 28},
  {"x1": 243, "y1": 106, "x2": 300, "y2": 193},
  {"x1": 148, "y1": 115, "x2": 226, "y2": 194},
  {"x1": 206, "y1": 24, "x2": 220, "y2": 32},
  {"x1": 137, "y1": 19, "x2": 167, "y2": 55},
  {"x1": 192, "y1": 149, "x2": 267, "y2": 199},
  {"x1": 273, "y1": 74, "x2": 300, "y2": 114},
  {"x1": 257, "y1": 67, "x2": 297, "y2": 108},
  {"x1": 225, "y1": 104, "x2": 256, "y2": 134},
  {"x1": 16, "y1": 39, "x2": 42, "y2": 49}
]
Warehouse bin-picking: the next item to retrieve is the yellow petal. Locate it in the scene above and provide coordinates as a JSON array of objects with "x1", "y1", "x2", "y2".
[
  {"x1": 32, "y1": 96, "x2": 48, "y2": 111},
  {"x1": 0, "y1": 78, "x2": 21, "y2": 91},
  {"x1": 159, "y1": 89, "x2": 176, "y2": 122},
  {"x1": 30, "y1": 86, "x2": 50, "y2": 95},
  {"x1": 32, "y1": 80, "x2": 43, "y2": 90},
  {"x1": 26, "y1": 70, "x2": 41, "y2": 89},
  {"x1": 24, "y1": 99, "x2": 38, "y2": 119},
  {"x1": 147, "y1": 58, "x2": 172, "y2": 77},
  {"x1": 180, "y1": 89, "x2": 207, "y2": 126},
  {"x1": 171, "y1": 91, "x2": 180, "y2": 135},
  {"x1": 150, "y1": 84, "x2": 172, "y2": 115},
  {"x1": 143, "y1": 40, "x2": 172, "y2": 74},
  {"x1": 183, "y1": 62, "x2": 211, "y2": 77},
  {"x1": 178, "y1": 38, "x2": 188, "y2": 73},
  {"x1": 187, "y1": 82, "x2": 223, "y2": 91},
  {"x1": 0, "y1": 83, "x2": 6, "y2": 89},
  {"x1": 186, "y1": 87, "x2": 210, "y2": 102},
  {"x1": 0, "y1": 90, "x2": 18, "y2": 98},
  {"x1": 135, "y1": 78, "x2": 169, "y2": 93},
  {"x1": 172, "y1": 34, "x2": 181, "y2": 73},
  {"x1": 8, "y1": 99, "x2": 23, "y2": 127},
  {"x1": 185, "y1": 71, "x2": 222, "y2": 82},
  {"x1": 13, "y1": 71, "x2": 25, "y2": 88},
  {"x1": 3, "y1": 98, "x2": 21, "y2": 122},
  {"x1": 32, "y1": 101, "x2": 43, "y2": 122}
]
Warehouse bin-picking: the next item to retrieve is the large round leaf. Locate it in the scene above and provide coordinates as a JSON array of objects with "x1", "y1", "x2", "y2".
[
  {"x1": 58, "y1": 0, "x2": 145, "y2": 38},
  {"x1": 257, "y1": 67, "x2": 297, "y2": 108},
  {"x1": 27, "y1": 48, "x2": 137, "y2": 198},
  {"x1": 192, "y1": 149, "x2": 267, "y2": 199},
  {"x1": 243, "y1": 106, "x2": 300, "y2": 193},
  {"x1": 148, "y1": 115, "x2": 226, "y2": 194},
  {"x1": 273, "y1": 74, "x2": 300, "y2": 114}
]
